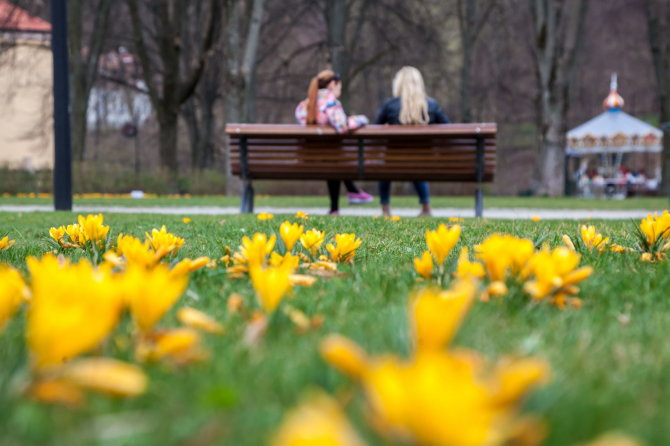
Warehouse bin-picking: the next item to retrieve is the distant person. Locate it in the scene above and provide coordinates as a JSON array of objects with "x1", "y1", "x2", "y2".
[
  {"x1": 374, "y1": 66, "x2": 450, "y2": 216},
  {"x1": 295, "y1": 70, "x2": 373, "y2": 215}
]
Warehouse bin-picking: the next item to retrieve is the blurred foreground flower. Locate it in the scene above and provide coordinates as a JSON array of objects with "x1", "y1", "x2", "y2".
[
  {"x1": 250, "y1": 264, "x2": 293, "y2": 312},
  {"x1": 273, "y1": 391, "x2": 367, "y2": 446},
  {"x1": 0, "y1": 265, "x2": 27, "y2": 329},
  {"x1": 123, "y1": 264, "x2": 189, "y2": 333},
  {"x1": 0, "y1": 235, "x2": 15, "y2": 250},
  {"x1": 413, "y1": 251, "x2": 434, "y2": 279},
  {"x1": 321, "y1": 280, "x2": 548, "y2": 446},
  {"x1": 27, "y1": 255, "x2": 124, "y2": 370},
  {"x1": 453, "y1": 247, "x2": 485, "y2": 280},
  {"x1": 177, "y1": 307, "x2": 224, "y2": 334}
]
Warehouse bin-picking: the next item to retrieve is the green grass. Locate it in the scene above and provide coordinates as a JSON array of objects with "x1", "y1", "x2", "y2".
[
  {"x1": 0, "y1": 195, "x2": 669, "y2": 210},
  {"x1": 1, "y1": 212, "x2": 669, "y2": 445}
]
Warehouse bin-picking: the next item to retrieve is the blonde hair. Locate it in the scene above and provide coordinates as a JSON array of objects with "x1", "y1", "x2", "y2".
[
  {"x1": 392, "y1": 66, "x2": 428, "y2": 125},
  {"x1": 306, "y1": 70, "x2": 340, "y2": 124}
]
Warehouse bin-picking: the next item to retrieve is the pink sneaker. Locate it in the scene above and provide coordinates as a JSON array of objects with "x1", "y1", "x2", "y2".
[
  {"x1": 328, "y1": 210, "x2": 340, "y2": 215},
  {"x1": 347, "y1": 190, "x2": 373, "y2": 204}
]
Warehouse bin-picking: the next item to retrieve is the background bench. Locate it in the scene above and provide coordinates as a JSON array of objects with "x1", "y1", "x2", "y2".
[{"x1": 225, "y1": 123, "x2": 497, "y2": 217}]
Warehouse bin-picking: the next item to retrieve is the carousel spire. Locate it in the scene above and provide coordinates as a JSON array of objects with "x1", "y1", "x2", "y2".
[{"x1": 603, "y1": 73, "x2": 624, "y2": 110}]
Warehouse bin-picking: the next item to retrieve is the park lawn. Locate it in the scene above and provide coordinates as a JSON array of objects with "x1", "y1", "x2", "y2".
[
  {"x1": 0, "y1": 211, "x2": 669, "y2": 446},
  {"x1": 0, "y1": 194, "x2": 669, "y2": 210}
]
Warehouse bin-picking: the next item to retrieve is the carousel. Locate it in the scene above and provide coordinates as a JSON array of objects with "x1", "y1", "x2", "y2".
[{"x1": 566, "y1": 74, "x2": 663, "y2": 198}]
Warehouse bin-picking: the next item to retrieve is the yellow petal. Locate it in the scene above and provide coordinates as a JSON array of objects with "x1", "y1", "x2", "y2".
[
  {"x1": 63, "y1": 357, "x2": 148, "y2": 397},
  {"x1": 272, "y1": 391, "x2": 367, "y2": 446},
  {"x1": 320, "y1": 334, "x2": 369, "y2": 379},
  {"x1": 410, "y1": 280, "x2": 476, "y2": 351},
  {"x1": 177, "y1": 307, "x2": 224, "y2": 334}
]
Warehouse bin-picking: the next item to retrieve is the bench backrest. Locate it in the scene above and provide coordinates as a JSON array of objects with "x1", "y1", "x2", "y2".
[{"x1": 225, "y1": 123, "x2": 496, "y2": 182}]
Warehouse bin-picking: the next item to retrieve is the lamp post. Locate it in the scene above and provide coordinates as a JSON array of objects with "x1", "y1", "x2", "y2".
[{"x1": 51, "y1": 0, "x2": 72, "y2": 211}]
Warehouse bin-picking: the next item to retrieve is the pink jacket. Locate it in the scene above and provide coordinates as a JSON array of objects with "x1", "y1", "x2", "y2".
[{"x1": 295, "y1": 89, "x2": 368, "y2": 133}]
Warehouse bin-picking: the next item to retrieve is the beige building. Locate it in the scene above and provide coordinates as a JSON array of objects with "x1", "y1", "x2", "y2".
[{"x1": 0, "y1": 1, "x2": 53, "y2": 169}]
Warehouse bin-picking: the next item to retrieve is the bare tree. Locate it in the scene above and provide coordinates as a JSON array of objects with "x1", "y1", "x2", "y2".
[
  {"x1": 529, "y1": 0, "x2": 588, "y2": 196},
  {"x1": 456, "y1": 0, "x2": 496, "y2": 122},
  {"x1": 68, "y1": 0, "x2": 113, "y2": 162},
  {"x1": 125, "y1": 0, "x2": 222, "y2": 179},
  {"x1": 644, "y1": 0, "x2": 670, "y2": 198}
]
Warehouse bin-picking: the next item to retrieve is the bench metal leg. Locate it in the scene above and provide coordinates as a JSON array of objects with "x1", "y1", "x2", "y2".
[
  {"x1": 474, "y1": 134, "x2": 484, "y2": 218},
  {"x1": 475, "y1": 188, "x2": 483, "y2": 218},
  {"x1": 240, "y1": 181, "x2": 254, "y2": 213}
]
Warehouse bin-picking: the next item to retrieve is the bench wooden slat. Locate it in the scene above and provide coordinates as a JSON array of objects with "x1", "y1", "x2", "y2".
[{"x1": 225, "y1": 123, "x2": 497, "y2": 216}]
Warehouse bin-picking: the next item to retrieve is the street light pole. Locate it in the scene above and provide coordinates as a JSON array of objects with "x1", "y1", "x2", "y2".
[{"x1": 51, "y1": 0, "x2": 72, "y2": 211}]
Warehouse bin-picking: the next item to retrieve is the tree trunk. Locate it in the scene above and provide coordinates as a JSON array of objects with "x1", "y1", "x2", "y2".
[
  {"x1": 529, "y1": 0, "x2": 587, "y2": 196},
  {"x1": 537, "y1": 110, "x2": 565, "y2": 195},
  {"x1": 157, "y1": 110, "x2": 180, "y2": 176},
  {"x1": 326, "y1": 0, "x2": 349, "y2": 106},
  {"x1": 644, "y1": 0, "x2": 670, "y2": 198}
]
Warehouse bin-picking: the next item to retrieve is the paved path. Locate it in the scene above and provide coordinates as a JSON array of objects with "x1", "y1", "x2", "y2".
[{"x1": 0, "y1": 204, "x2": 659, "y2": 219}]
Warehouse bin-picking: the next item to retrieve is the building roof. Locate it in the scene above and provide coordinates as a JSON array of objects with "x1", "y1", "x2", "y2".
[
  {"x1": 0, "y1": 0, "x2": 51, "y2": 32},
  {"x1": 566, "y1": 75, "x2": 663, "y2": 155}
]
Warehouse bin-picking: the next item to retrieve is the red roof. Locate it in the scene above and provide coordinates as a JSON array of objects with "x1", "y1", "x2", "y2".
[{"x1": 0, "y1": 0, "x2": 51, "y2": 32}]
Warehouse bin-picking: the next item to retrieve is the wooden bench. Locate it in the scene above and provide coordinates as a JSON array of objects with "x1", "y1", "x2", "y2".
[{"x1": 225, "y1": 123, "x2": 497, "y2": 217}]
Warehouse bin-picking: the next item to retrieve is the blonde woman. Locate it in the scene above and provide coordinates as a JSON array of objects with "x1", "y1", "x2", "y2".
[
  {"x1": 374, "y1": 66, "x2": 450, "y2": 216},
  {"x1": 295, "y1": 70, "x2": 373, "y2": 215}
]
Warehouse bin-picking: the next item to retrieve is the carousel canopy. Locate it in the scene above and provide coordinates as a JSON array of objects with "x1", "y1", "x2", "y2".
[{"x1": 566, "y1": 74, "x2": 662, "y2": 155}]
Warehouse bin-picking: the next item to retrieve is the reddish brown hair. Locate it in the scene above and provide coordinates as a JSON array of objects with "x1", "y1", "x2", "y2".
[{"x1": 306, "y1": 70, "x2": 340, "y2": 124}]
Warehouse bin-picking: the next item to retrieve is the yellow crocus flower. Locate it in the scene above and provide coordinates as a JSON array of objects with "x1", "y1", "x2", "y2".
[
  {"x1": 410, "y1": 281, "x2": 476, "y2": 351},
  {"x1": 326, "y1": 233, "x2": 362, "y2": 263},
  {"x1": 562, "y1": 234, "x2": 576, "y2": 250},
  {"x1": 425, "y1": 224, "x2": 461, "y2": 265},
  {"x1": 639, "y1": 210, "x2": 670, "y2": 250},
  {"x1": 279, "y1": 221, "x2": 304, "y2": 252},
  {"x1": 580, "y1": 225, "x2": 609, "y2": 252},
  {"x1": 413, "y1": 251, "x2": 434, "y2": 279},
  {"x1": 320, "y1": 334, "x2": 369, "y2": 380},
  {"x1": 0, "y1": 235, "x2": 15, "y2": 250},
  {"x1": 122, "y1": 263, "x2": 189, "y2": 333},
  {"x1": 269, "y1": 251, "x2": 300, "y2": 271},
  {"x1": 145, "y1": 225, "x2": 185, "y2": 257},
  {"x1": 239, "y1": 233, "x2": 277, "y2": 267},
  {"x1": 77, "y1": 214, "x2": 110, "y2": 243},
  {"x1": 49, "y1": 226, "x2": 67, "y2": 244},
  {"x1": 523, "y1": 247, "x2": 592, "y2": 302},
  {"x1": 249, "y1": 264, "x2": 293, "y2": 313},
  {"x1": 475, "y1": 234, "x2": 534, "y2": 281},
  {"x1": 26, "y1": 255, "x2": 124, "y2": 370},
  {"x1": 295, "y1": 211, "x2": 309, "y2": 219},
  {"x1": 272, "y1": 391, "x2": 367, "y2": 446},
  {"x1": 257, "y1": 212, "x2": 274, "y2": 221},
  {"x1": 65, "y1": 223, "x2": 85, "y2": 247},
  {"x1": 171, "y1": 257, "x2": 211, "y2": 276},
  {"x1": 0, "y1": 265, "x2": 27, "y2": 330},
  {"x1": 453, "y1": 247, "x2": 485, "y2": 280},
  {"x1": 115, "y1": 234, "x2": 165, "y2": 268},
  {"x1": 300, "y1": 229, "x2": 325, "y2": 256}
]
